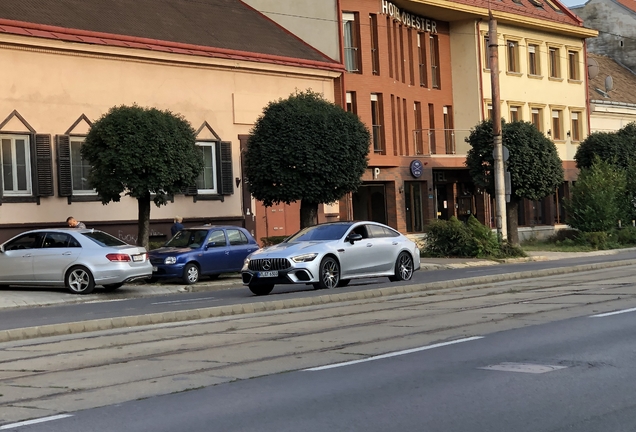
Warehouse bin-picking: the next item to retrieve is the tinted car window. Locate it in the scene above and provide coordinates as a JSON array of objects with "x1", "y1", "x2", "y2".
[
  {"x1": 43, "y1": 233, "x2": 76, "y2": 248},
  {"x1": 367, "y1": 225, "x2": 387, "y2": 238},
  {"x1": 384, "y1": 227, "x2": 401, "y2": 237},
  {"x1": 286, "y1": 224, "x2": 351, "y2": 242},
  {"x1": 349, "y1": 225, "x2": 370, "y2": 239},
  {"x1": 227, "y1": 229, "x2": 248, "y2": 246},
  {"x1": 83, "y1": 231, "x2": 127, "y2": 247},
  {"x1": 206, "y1": 230, "x2": 227, "y2": 248},
  {"x1": 166, "y1": 230, "x2": 209, "y2": 249},
  {"x1": 4, "y1": 232, "x2": 44, "y2": 250}
]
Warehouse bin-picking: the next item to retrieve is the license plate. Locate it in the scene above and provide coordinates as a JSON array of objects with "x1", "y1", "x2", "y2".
[
  {"x1": 258, "y1": 271, "x2": 278, "y2": 278},
  {"x1": 132, "y1": 254, "x2": 144, "y2": 262},
  {"x1": 152, "y1": 266, "x2": 158, "y2": 272}
]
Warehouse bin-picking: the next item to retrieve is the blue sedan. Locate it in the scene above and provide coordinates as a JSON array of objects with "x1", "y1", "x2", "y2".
[{"x1": 149, "y1": 226, "x2": 259, "y2": 284}]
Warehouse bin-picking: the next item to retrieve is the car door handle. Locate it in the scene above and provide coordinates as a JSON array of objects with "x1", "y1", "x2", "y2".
[
  {"x1": 366, "y1": 243, "x2": 373, "y2": 247},
  {"x1": 22, "y1": 254, "x2": 32, "y2": 258},
  {"x1": 63, "y1": 252, "x2": 72, "y2": 256},
  {"x1": 225, "y1": 251, "x2": 230, "y2": 255},
  {"x1": 392, "y1": 242, "x2": 399, "y2": 246}
]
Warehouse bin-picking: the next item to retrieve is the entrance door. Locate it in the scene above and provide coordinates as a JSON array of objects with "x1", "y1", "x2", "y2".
[
  {"x1": 405, "y1": 181, "x2": 426, "y2": 232},
  {"x1": 352, "y1": 184, "x2": 387, "y2": 224}
]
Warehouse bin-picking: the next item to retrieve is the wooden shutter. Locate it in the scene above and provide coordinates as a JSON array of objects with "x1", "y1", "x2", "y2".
[
  {"x1": 183, "y1": 185, "x2": 198, "y2": 196},
  {"x1": 56, "y1": 135, "x2": 72, "y2": 197},
  {"x1": 35, "y1": 134, "x2": 54, "y2": 196},
  {"x1": 219, "y1": 141, "x2": 233, "y2": 195}
]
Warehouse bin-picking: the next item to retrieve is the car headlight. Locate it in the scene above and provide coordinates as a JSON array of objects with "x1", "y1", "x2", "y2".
[
  {"x1": 292, "y1": 253, "x2": 318, "y2": 263},
  {"x1": 164, "y1": 256, "x2": 177, "y2": 265}
]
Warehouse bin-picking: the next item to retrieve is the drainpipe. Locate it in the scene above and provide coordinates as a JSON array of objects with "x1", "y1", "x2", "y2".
[{"x1": 476, "y1": 18, "x2": 485, "y2": 120}]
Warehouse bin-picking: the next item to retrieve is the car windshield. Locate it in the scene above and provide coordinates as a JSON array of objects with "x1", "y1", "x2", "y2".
[
  {"x1": 285, "y1": 224, "x2": 351, "y2": 242},
  {"x1": 165, "y1": 230, "x2": 209, "y2": 249},
  {"x1": 82, "y1": 231, "x2": 127, "y2": 247}
]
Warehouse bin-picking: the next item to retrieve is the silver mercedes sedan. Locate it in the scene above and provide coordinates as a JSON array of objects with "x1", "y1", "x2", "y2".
[
  {"x1": 0, "y1": 228, "x2": 152, "y2": 294},
  {"x1": 241, "y1": 221, "x2": 420, "y2": 295}
]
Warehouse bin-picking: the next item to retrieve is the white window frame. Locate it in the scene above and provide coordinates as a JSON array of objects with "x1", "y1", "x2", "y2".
[
  {"x1": 196, "y1": 141, "x2": 218, "y2": 194},
  {"x1": 1, "y1": 134, "x2": 32, "y2": 196},
  {"x1": 69, "y1": 137, "x2": 97, "y2": 195}
]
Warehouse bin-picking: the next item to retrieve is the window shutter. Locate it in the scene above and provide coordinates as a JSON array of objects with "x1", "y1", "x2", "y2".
[
  {"x1": 219, "y1": 141, "x2": 234, "y2": 195},
  {"x1": 56, "y1": 135, "x2": 72, "y2": 197},
  {"x1": 35, "y1": 134, "x2": 54, "y2": 197}
]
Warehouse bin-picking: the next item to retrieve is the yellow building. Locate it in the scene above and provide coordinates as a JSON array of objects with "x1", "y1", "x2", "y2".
[{"x1": 0, "y1": 0, "x2": 341, "y2": 242}]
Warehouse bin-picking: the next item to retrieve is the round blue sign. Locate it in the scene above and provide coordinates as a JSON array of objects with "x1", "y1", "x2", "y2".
[{"x1": 410, "y1": 159, "x2": 424, "y2": 178}]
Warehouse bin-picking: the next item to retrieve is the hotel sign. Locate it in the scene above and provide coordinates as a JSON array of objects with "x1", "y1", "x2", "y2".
[{"x1": 380, "y1": 0, "x2": 438, "y2": 33}]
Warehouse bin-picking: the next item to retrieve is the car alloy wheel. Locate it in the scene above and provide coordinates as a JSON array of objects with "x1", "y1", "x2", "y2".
[
  {"x1": 393, "y1": 252, "x2": 414, "y2": 281},
  {"x1": 182, "y1": 263, "x2": 200, "y2": 284},
  {"x1": 66, "y1": 266, "x2": 95, "y2": 294},
  {"x1": 318, "y1": 256, "x2": 340, "y2": 290}
]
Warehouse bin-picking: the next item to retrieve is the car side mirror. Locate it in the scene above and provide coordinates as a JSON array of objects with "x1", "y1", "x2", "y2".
[
  {"x1": 0, "y1": 245, "x2": 4, "y2": 253},
  {"x1": 347, "y1": 233, "x2": 363, "y2": 244}
]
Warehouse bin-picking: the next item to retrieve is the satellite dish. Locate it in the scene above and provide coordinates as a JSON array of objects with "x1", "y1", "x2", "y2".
[
  {"x1": 605, "y1": 75, "x2": 614, "y2": 92},
  {"x1": 587, "y1": 58, "x2": 599, "y2": 80}
]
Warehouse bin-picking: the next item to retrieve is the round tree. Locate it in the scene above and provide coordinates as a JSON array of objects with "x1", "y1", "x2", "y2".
[
  {"x1": 465, "y1": 120, "x2": 564, "y2": 245},
  {"x1": 245, "y1": 90, "x2": 370, "y2": 228},
  {"x1": 574, "y1": 128, "x2": 636, "y2": 170},
  {"x1": 82, "y1": 105, "x2": 203, "y2": 249}
]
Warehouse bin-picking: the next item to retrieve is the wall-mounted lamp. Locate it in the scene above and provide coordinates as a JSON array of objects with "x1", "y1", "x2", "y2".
[
  {"x1": 398, "y1": 186, "x2": 404, "y2": 194},
  {"x1": 235, "y1": 177, "x2": 241, "y2": 188},
  {"x1": 547, "y1": 129, "x2": 551, "y2": 137},
  {"x1": 566, "y1": 130, "x2": 571, "y2": 138}
]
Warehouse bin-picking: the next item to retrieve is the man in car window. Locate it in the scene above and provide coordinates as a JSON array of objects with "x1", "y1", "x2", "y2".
[{"x1": 66, "y1": 216, "x2": 86, "y2": 229}]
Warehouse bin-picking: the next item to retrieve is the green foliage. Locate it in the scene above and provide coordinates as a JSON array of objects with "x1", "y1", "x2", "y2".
[
  {"x1": 581, "y1": 231, "x2": 609, "y2": 250},
  {"x1": 574, "y1": 122, "x2": 636, "y2": 170},
  {"x1": 260, "y1": 236, "x2": 288, "y2": 247},
  {"x1": 82, "y1": 105, "x2": 203, "y2": 206},
  {"x1": 245, "y1": 90, "x2": 370, "y2": 207},
  {"x1": 424, "y1": 215, "x2": 524, "y2": 258},
  {"x1": 565, "y1": 158, "x2": 628, "y2": 233},
  {"x1": 148, "y1": 241, "x2": 165, "y2": 250},
  {"x1": 465, "y1": 120, "x2": 564, "y2": 202},
  {"x1": 616, "y1": 226, "x2": 636, "y2": 245}
]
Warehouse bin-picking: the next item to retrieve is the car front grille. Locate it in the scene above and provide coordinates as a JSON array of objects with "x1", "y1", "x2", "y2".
[
  {"x1": 150, "y1": 257, "x2": 164, "y2": 265},
  {"x1": 248, "y1": 258, "x2": 291, "y2": 271}
]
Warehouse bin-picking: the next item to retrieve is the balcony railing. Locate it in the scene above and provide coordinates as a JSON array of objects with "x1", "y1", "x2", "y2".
[
  {"x1": 412, "y1": 129, "x2": 472, "y2": 156},
  {"x1": 371, "y1": 48, "x2": 379, "y2": 75}
]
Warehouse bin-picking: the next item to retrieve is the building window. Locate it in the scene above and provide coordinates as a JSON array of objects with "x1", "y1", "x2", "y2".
[
  {"x1": 571, "y1": 111, "x2": 582, "y2": 141},
  {"x1": 414, "y1": 102, "x2": 423, "y2": 155},
  {"x1": 428, "y1": 103, "x2": 436, "y2": 154},
  {"x1": 549, "y1": 47, "x2": 560, "y2": 78},
  {"x1": 507, "y1": 40, "x2": 520, "y2": 73},
  {"x1": 342, "y1": 12, "x2": 360, "y2": 73},
  {"x1": 70, "y1": 138, "x2": 95, "y2": 194},
  {"x1": 346, "y1": 92, "x2": 357, "y2": 114},
  {"x1": 196, "y1": 142, "x2": 217, "y2": 194},
  {"x1": 486, "y1": 104, "x2": 493, "y2": 120},
  {"x1": 430, "y1": 35, "x2": 440, "y2": 89},
  {"x1": 568, "y1": 50, "x2": 580, "y2": 80},
  {"x1": 551, "y1": 110, "x2": 563, "y2": 140},
  {"x1": 371, "y1": 94, "x2": 384, "y2": 153},
  {"x1": 405, "y1": 181, "x2": 425, "y2": 232},
  {"x1": 408, "y1": 29, "x2": 415, "y2": 86},
  {"x1": 528, "y1": 44, "x2": 540, "y2": 75},
  {"x1": 417, "y1": 33, "x2": 427, "y2": 87},
  {"x1": 443, "y1": 106, "x2": 454, "y2": 154},
  {"x1": 399, "y1": 25, "x2": 406, "y2": 83},
  {"x1": 510, "y1": 106, "x2": 521, "y2": 122},
  {"x1": 370, "y1": 14, "x2": 380, "y2": 76},
  {"x1": 531, "y1": 107, "x2": 543, "y2": 131},
  {"x1": 1, "y1": 135, "x2": 31, "y2": 195},
  {"x1": 483, "y1": 33, "x2": 490, "y2": 70},
  {"x1": 387, "y1": 17, "x2": 393, "y2": 78}
]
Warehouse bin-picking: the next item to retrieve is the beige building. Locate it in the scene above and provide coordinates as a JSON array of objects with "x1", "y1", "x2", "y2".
[{"x1": 0, "y1": 0, "x2": 341, "y2": 243}]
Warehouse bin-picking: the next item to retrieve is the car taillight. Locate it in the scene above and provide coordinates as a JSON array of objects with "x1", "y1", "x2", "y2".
[{"x1": 106, "y1": 253, "x2": 131, "y2": 262}]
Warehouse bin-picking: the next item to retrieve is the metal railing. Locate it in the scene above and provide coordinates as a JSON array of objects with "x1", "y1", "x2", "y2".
[
  {"x1": 371, "y1": 48, "x2": 379, "y2": 75},
  {"x1": 412, "y1": 129, "x2": 472, "y2": 155}
]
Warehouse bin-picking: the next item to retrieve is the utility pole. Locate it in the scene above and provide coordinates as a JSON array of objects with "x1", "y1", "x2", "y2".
[{"x1": 488, "y1": 12, "x2": 507, "y2": 240}]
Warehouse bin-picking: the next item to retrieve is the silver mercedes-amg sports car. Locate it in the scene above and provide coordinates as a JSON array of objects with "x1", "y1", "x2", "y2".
[{"x1": 242, "y1": 221, "x2": 420, "y2": 295}]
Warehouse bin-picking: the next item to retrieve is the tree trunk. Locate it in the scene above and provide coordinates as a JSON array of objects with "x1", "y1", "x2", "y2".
[
  {"x1": 137, "y1": 193, "x2": 151, "y2": 250},
  {"x1": 300, "y1": 200, "x2": 319, "y2": 229},
  {"x1": 506, "y1": 200, "x2": 520, "y2": 246}
]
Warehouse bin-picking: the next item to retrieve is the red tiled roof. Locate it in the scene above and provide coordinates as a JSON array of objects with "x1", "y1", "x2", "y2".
[
  {"x1": 448, "y1": 0, "x2": 583, "y2": 27},
  {"x1": 614, "y1": 0, "x2": 636, "y2": 12},
  {"x1": 588, "y1": 53, "x2": 636, "y2": 105},
  {"x1": 0, "y1": 0, "x2": 342, "y2": 72}
]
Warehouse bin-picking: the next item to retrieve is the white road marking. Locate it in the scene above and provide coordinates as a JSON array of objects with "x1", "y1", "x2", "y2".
[
  {"x1": 0, "y1": 414, "x2": 73, "y2": 430},
  {"x1": 304, "y1": 336, "x2": 484, "y2": 371},
  {"x1": 590, "y1": 307, "x2": 636, "y2": 318},
  {"x1": 151, "y1": 297, "x2": 218, "y2": 305}
]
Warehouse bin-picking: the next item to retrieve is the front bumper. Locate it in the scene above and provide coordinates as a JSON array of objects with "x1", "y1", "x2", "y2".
[
  {"x1": 242, "y1": 266, "x2": 317, "y2": 286},
  {"x1": 151, "y1": 263, "x2": 186, "y2": 279}
]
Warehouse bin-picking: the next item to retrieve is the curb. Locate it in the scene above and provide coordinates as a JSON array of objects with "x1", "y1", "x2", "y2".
[{"x1": 2, "y1": 258, "x2": 636, "y2": 343}]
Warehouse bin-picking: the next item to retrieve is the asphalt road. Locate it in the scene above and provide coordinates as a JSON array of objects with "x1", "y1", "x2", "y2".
[
  {"x1": 1, "y1": 250, "x2": 636, "y2": 331},
  {"x1": 11, "y1": 300, "x2": 636, "y2": 432}
]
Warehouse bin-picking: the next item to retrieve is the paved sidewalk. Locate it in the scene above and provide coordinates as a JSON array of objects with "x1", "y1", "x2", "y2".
[{"x1": 0, "y1": 249, "x2": 634, "y2": 311}]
